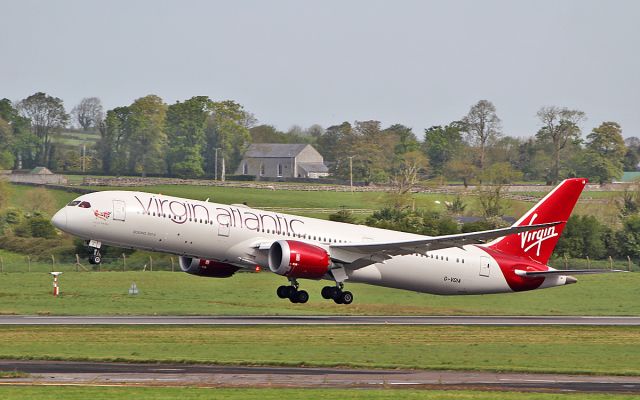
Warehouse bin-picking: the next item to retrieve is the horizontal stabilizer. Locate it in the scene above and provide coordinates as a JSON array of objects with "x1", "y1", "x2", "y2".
[{"x1": 515, "y1": 269, "x2": 627, "y2": 278}]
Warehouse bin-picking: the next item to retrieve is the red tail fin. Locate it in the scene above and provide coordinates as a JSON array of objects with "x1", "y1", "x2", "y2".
[{"x1": 487, "y1": 178, "x2": 587, "y2": 264}]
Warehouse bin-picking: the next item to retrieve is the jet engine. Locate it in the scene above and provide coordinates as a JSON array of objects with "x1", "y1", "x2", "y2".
[
  {"x1": 268, "y1": 240, "x2": 331, "y2": 279},
  {"x1": 179, "y1": 256, "x2": 239, "y2": 278}
]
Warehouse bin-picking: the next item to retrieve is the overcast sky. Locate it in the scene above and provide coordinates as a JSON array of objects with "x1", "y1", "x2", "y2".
[{"x1": 2, "y1": 0, "x2": 639, "y2": 138}]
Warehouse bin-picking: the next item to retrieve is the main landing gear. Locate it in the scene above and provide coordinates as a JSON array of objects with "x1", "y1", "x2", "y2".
[
  {"x1": 321, "y1": 284, "x2": 353, "y2": 305},
  {"x1": 277, "y1": 279, "x2": 309, "y2": 304},
  {"x1": 276, "y1": 280, "x2": 354, "y2": 305},
  {"x1": 87, "y1": 240, "x2": 102, "y2": 265}
]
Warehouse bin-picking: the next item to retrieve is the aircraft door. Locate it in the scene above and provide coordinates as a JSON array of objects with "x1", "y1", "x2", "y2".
[
  {"x1": 113, "y1": 200, "x2": 126, "y2": 221},
  {"x1": 479, "y1": 256, "x2": 490, "y2": 277},
  {"x1": 218, "y1": 223, "x2": 230, "y2": 237}
]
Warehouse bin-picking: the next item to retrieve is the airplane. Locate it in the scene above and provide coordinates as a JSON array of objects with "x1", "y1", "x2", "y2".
[{"x1": 50, "y1": 178, "x2": 620, "y2": 304}]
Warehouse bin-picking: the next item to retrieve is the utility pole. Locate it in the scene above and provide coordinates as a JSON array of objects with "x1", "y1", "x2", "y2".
[
  {"x1": 81, "y1": 144, "x2": 86, "y2": 172},
  {"x1": 214, "y1": 148, "x2": 221, "y2": 180},
  {"x1": 221, "y1": 156, "x2": 226, "y2": 182},
  {"x1": 348, "y1": 156, "x2": 354, "y2": 192}
]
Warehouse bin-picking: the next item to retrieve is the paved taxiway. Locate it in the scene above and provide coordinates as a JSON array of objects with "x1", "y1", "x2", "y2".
[
  {"x1": 0, "y1": 360, "x2": 638, "y2": 393},
  {"x1": 0, "y1": 315, "x2": 639, "y2": 325}
]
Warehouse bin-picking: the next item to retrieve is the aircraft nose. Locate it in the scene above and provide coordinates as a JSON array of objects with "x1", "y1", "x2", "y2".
[{"x1": 51, "y1": 209, "x2": 67, "y2": 230}]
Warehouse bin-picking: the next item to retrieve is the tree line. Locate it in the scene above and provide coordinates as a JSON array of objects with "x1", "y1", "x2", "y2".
[{"x1": 0, "y1": 92, "x2": 638, "y2": 185}]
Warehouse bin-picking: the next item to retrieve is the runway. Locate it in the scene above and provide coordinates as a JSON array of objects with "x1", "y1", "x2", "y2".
[
  {"x1": 0, "y1": 360, "x2": 638, "y2": 393},
  {"x1": 0, "y1": 315, "x2": 639, "y2": 325}
]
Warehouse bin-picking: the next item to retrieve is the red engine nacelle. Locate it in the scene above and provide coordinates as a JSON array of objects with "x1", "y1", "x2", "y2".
[
  {"x1": 268, "y1": 240, "x2": 331, "y2": 279},
  {"x1": 179, "y1": 256, "x2": 239, "y2": 278}
]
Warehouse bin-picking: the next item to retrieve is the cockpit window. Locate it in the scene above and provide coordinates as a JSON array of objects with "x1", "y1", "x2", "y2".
[
  {"x1": 67, "y1": 201, "x2": 81, "y2": 206},
  {"x1": 78, "y1": 201, "x2": 91, "y2": 208}
]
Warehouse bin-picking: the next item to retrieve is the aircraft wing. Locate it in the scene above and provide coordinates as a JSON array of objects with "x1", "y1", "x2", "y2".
[{"x1": 329, "y1": 221, "x2": 563, "y2": 265}]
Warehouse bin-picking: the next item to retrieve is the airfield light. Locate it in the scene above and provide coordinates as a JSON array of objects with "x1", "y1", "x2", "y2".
[
  {"x1": 50, "y1": 272, "x2": 63, "y2": 297},
  {"x1": 255, "y1": 265, "x2": 261, "y2": 272}
]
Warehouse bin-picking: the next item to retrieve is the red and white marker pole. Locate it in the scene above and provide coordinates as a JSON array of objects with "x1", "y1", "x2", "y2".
[{"x1": 50, "y1": 272, "x2": 62, "y2": 297}]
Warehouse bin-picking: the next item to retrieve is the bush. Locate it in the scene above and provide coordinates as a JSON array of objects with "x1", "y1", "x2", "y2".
[
  {"x1": 329, "y1": 208, "x2": 358, "y2": 224},
  {"x1": 365, "y1": 207, "x2": 460, "y2": 236},
  {"x1": 3, "y1": 208, "x2": 23, "y2": 225},
  {"x1": 29, "y1": 216, "x2": 57, "y2": 238},
  {"x1": 0, "y1": 234, "x2": 74, "y2": 262}
]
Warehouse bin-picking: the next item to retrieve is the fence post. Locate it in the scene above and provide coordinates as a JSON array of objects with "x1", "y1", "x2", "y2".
[
  {"x1": 75, "y1": 254, "x2": 80, "y2": 272},
  {"x1": 628, "y1": 256, "x2": 632, "y2": 272},
  {"x1": 563, "y1": 254, "x2": 568, "y2": 270},
  {"x1": 0, "y1": 256, "x2": 3, "y2": 273},
  {"x1": 171, "y1": 257, "x2": 175, "y2": 272},
  {"x1": 608, "y1": 256, "x2": 613, "y2": 270},
  {"x1": 149, "y1": 256, "x2": 153, "y2": 272},
  {"x1": 122, "y1": 253, "x2": 126, "y2": 272},
  {"x1": 586, "y1": 256, "x2": 590, "y2": 269},
  {"x1": 27, "y1": 256, "x2": 31, "y2": 272},
  {"x1": 51, "y1": 255, "x2": 55, "y2": 272}
]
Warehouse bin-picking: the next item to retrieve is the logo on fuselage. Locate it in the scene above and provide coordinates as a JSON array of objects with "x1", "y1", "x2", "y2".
[
  {"x1": 518, "y1": 213, "x2": 558, "y2": 256},
  {"x1": 94, "y1": 209, "x2": 111, "y2": 220}
]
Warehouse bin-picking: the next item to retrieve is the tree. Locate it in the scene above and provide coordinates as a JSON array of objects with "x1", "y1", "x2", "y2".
[
  {"x1": 444, "y1": 152, "x2": 478, "y2": 187},
  {"x1": 423, "y1": 123, "x2": 463, "y2": 176},
  {"x1": 165, "y1": 96, "x2": 211, "y2": 177},
  {"x1": 331, "y1": 121, "x2": 393, "y2": 183},
  {"x1": 476, "y1": 162, "x2": 522, "y2": 218},
  {"x1": 384, "y1": 124, "x2": 419, "y2": 155},
  {"x1": 0, "y1": 117, "x2": 14, "y2": 169},
  {"x1": 614, "y1": 215, "x2": 640, "y2": 258},
  {"x1": 71, "y1": 97, "x2": 104, "y2": 131},
  {"x1": 316, "y1": 122, "x2": 351, "y2": 163},
  {"x1": 127, "y1": 95, "x2": 167, "y2": 176},
  {"x1": 389, "y1": 150, "x2": 428, "y2": 208},
  {"x1": 579, "y1": 122, "x2": 626, "y2": 184},
  {"x1": 0, "y1": 98, "x2": 36, "y2": 169},
  {"x1": 204, "y1": 100, "x2": 252, "y2": 177},
  {"x1": 306, "y1": 124, "x2": 324, "y2": 139},
  {"x1": 461, "y1": 100, "x2": 501, "y2": 170},
  {"x1": 622, "y1": 137, "x2": 640, "y2": 171},
  {"x1": 535, "y1": 106, "x2": 586, "y2": 183},
  {"x1": 555, "y1": 215, "x2": 609, "y2": 259},
  {"x1": 250, "y1": 124, "x2": 288, "y2": 143},
  {"x1": 98, "y1": 106, "x2": 132, "y2": 175},
  {"x1": 17, "y1": 92, "x2": 69, "y2": 167}
]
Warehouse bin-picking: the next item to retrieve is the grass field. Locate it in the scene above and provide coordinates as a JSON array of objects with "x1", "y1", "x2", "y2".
[
  {"x1": 0, "y1": 387, "x2": 636, "y2": 400},
  {"x1": 0, "y1": 271, "x2": 637, "y2": 316},
  {"x1": 0, "y1": 325, "x2": 638, "y2": 375}
]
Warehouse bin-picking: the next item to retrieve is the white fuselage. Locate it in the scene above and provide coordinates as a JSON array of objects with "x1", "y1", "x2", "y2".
[{"x1": 53, "y1": 191, "x2": 568, "y2": 295}]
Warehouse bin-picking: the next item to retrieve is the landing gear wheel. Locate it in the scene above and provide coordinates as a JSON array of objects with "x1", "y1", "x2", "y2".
[
  {"x1": 340, "y1": 291, "x2": 353, "y2": 305},
  {"x1": 88, "y1": 243, "x2": 102, "y2": 265},
  {"x1": 285, "y1": 286, "x2": 297, "y2": 299},
  {"x1": 321, "y1": 286, "x2": 335, "y2": 299},
  {"x1": 294, "y1": 290, "x2": 309, "y2": 304},
  {"x1": 277, "y1": 285, "x2": 289, "y2": 299}
]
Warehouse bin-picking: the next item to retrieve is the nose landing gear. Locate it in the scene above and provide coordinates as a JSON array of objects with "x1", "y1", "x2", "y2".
[
  {"x1": 276, "y1": 278, "x2": 309, "y2": 304},
  {"x1": 87, "y1": 240, "x2": 102, "y2": 265},
  {"x1": 321, "y1": 284, "x2": 353, "y2": 305}
]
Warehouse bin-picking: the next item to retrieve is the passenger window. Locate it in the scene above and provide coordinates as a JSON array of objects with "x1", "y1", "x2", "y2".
[
  {"x1": 67, "y1": 201, "x2": 81, "y2": 206},
  {"x1": 78, "y1": 201, "x2": 91, "y2": 208}
]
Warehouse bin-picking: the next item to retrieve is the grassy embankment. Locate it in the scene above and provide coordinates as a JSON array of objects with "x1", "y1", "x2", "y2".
[
  {"x1": 0, "y1": 325, "x2": 638, "y2": 375},
  {"x1": 0, "y1": 271, "x2": 637, "y2": 316},
  {"x1": 0, "y1": 387, "x2": 636, "y2": 400}
]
